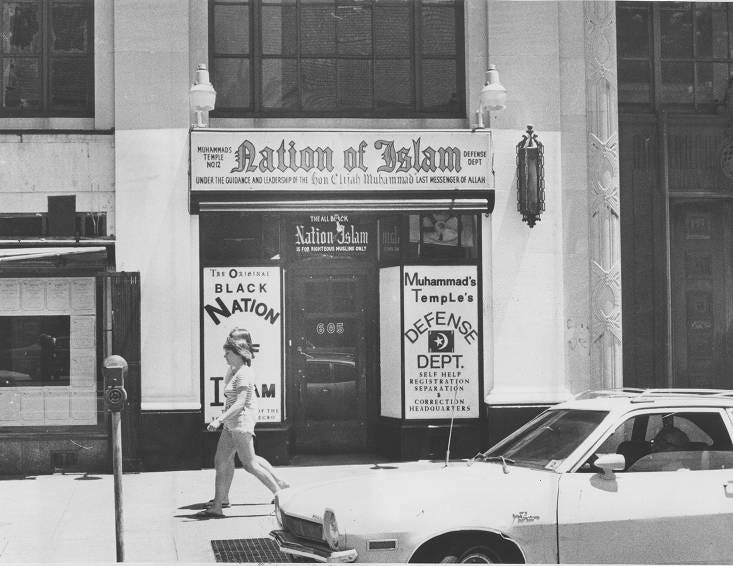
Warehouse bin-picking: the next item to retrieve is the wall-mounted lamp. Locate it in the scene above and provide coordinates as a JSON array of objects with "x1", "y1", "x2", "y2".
[
  {"x1": 516, "y1": 125, "x2": 545, "y2": 228},
  {"x1": 473, "y1": 64, "x2": 507, "y2": 130},
  {"x1": 189, "y1": 64, "x2": 216, "y2": 128}
]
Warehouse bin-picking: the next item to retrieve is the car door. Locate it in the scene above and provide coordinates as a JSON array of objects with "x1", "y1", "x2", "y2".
[{"x1": 557, "y1": 408, "x2": 733, "y2": 564}]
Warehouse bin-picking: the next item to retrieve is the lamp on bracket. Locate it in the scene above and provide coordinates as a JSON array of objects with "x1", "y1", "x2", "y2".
[
  {"x1": 189, "y1": 64, "x2": 217, "y2": 128},
  {"x1": 473, "y1": 64, "x2": 507, "y2": 130}
]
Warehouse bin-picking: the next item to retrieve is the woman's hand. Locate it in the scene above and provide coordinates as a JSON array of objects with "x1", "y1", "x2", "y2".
[{"x1": 207, "y1": 417, "x2": 222, "y2": 432}]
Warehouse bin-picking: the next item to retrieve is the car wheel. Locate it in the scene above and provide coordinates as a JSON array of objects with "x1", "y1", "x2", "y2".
[{"x1": 439, "y1": 544, "x2": 502, "y2": 563}]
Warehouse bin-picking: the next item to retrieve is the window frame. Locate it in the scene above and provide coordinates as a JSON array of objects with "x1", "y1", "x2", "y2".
[
  {"x1": 0, "y1": 0, "x2": 94, "y2": 118},
  {"x1": 617, "y1": 1, "x2": 733, "y2": 114},
  {"x1": 0, "y1": 314, "x2": 71, "y2": 387},
  {"x1": 208, "y1": 0, "x2": 466, "y2": 119},
  {"x1": 377, "y1": 212, "x2": 480, "y2": 266}
]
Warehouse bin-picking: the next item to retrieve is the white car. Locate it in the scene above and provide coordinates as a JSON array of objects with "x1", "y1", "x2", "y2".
[{"x1": 271, "y1": 389, "x2": 733, "y2": 563}]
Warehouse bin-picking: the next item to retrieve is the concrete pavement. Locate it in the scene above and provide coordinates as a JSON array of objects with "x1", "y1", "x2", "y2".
[{"x1": 0, "y1": 454, "x2": 389, "y2": 563}]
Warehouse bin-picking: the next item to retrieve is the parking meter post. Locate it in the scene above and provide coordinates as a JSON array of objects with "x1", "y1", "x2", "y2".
[
  {"x1": 103, "y1": 355, "x2": 128, "y2": 563},
  {"x1": 112, "y1": 410, "x2": 124, "y2": 562}
]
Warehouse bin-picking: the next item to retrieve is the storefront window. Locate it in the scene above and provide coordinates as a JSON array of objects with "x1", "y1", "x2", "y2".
[
  {"x1": 287, "y1": 215, "x2": 375, "y2": 261},
  {"x1": 0, "y1": 315, "x2": 70, "y2": 386},
  {"x1": 379, "y1": 213, "x2": 478, "y2": 263},
  {"x1": 200, "y1": 213, "x2": 281, "y2": 264}
]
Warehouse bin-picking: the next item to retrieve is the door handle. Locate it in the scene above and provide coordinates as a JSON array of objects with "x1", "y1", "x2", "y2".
[{"x1": 297, "y1": 369, "x2": 304, "y2": 403}]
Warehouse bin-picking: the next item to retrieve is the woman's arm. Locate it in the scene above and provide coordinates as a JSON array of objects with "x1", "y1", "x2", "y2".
[
  {"x1": 217, "y1": 386, "x2": 249, "y2": 421},
  {"x1": 210, "y1": 374, "x2": 252, "y2": 428}
]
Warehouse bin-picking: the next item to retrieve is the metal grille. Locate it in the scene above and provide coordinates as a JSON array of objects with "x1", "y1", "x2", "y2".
[
  {"x1": 281, "y1": 512, "x2": 324, "y2": 542},
  {"x1": 211, "y1": 538, "x2": 308, "y2": 563}
]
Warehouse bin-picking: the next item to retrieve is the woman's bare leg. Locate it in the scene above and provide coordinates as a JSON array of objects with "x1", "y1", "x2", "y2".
[
  {"x1": 209, "y1": 430, "x2": 236, "y2": 513},
  {"x1": 233, "y1": 432, "x2": 280, "y2": 494},
  {"x1": 255, "y1": 455, "x2": 290, "y2": 489}
]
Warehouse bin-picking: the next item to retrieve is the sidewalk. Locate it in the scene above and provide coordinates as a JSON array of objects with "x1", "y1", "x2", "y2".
[{"x1": 0, "y1": 454, "x2": 388, "y2": 563}]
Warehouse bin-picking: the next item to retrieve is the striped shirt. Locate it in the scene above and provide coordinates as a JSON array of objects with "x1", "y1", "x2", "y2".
[{"x1": 221, "y1": 364, "x2": 257, "y2": 433}]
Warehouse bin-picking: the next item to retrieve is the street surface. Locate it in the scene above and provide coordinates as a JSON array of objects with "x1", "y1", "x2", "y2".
[{"x1": 0, "y1": 455, "x2": 386, "y2": 562}]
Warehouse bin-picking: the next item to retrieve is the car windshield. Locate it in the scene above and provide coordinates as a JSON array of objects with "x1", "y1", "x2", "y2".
[{"x1": 483, "y1": 409, "x2": 609, "y2": 470}]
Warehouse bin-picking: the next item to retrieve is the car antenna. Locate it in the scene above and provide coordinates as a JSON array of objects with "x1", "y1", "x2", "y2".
[{"x1": 444, "y1": 386, "x2": 459, "y2": 468}]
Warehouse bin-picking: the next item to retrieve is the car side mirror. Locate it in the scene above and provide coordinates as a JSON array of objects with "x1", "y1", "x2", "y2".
[{"x1": 594, "y1": 453, "x2": 625, "y2": 479}]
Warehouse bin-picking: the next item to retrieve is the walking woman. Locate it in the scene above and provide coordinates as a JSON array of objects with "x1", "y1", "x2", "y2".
[{"x1": 197, "y1": 327, "x2": 289, "y2": 518}]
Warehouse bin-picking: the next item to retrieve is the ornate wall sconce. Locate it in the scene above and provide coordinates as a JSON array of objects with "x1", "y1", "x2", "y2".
[{"x1": 516, "y1": 125, "x2": 545, "y2": 228}]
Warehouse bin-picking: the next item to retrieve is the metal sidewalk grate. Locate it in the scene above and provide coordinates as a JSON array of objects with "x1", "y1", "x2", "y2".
[{"x1": 211, "y1": 537, "x2": 309, "y2": 563}]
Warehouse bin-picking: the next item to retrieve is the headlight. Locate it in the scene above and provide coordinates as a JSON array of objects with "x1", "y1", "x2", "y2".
[
  {"x1": 273, "y1": 495, "x2": 283, "y2": 527},
  {"x1": 322, "y1": 508, "x2": 340, "y2": 550}
]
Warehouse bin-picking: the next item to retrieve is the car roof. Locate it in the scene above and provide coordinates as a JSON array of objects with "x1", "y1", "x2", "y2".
[{"x1": 555, "y1": 388, "x2": 733, "y2": 412}]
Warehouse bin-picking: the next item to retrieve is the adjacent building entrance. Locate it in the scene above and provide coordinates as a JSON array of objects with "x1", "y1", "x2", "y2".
[
  {"x1": 671, "y1": 201, "x2": 733, "y2": 389},
  {"x1": 287, "y1": 266, "x2": 370, "y2": 453}
]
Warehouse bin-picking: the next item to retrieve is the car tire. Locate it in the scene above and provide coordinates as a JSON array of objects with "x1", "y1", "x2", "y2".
[{"x1": 438, "y1": 544, "x2": 503, "y2": 563}]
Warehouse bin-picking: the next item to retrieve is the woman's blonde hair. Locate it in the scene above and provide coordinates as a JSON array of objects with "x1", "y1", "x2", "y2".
[{"x1": 224, "y1": 327, "x2": 254, "y2": 365}]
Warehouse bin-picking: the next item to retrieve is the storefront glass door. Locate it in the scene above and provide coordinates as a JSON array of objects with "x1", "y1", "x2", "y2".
[{"x1": 288, "y1": 268, "x2": 369, "y2": 452}]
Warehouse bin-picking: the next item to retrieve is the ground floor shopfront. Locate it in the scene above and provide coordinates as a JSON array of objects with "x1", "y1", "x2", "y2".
[
  {"x1": 0, "y1": 123, "x2": 580, "y2": 474},
  {"x1": 188, "y1": 129, "x2": 496, "y2": 466},
  {"x1": 197, "y1": 211, "x2": 488, "y2": 464},
  {"x1": 0, "y1": 246, "x2": 142, "y2": 475}
]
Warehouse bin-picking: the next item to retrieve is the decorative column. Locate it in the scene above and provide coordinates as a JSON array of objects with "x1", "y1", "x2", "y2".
[{"x1": 584, "y1": 1, "x2": 622, "y2": 388}]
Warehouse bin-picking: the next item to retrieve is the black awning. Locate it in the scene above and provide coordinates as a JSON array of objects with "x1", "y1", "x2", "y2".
[
  {"x1": 191, "y1": 189, "x2": 495, "y2": 214},
  {"x1": 0, "y1": 245, "x2": 110, "y2": 274}
]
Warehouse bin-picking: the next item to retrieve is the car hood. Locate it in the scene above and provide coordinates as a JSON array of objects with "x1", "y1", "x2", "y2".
[{"x1": 278, "y1": 459, "x2": 558, "y2": 536}]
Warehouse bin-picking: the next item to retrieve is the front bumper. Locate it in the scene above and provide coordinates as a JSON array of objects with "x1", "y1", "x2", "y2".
[{"x1": 270, "y1": 529, "x2": 358, "y2": 563}]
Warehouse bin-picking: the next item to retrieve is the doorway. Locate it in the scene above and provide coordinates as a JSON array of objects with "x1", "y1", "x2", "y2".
[
  {"x1": 671, "y1": 201, "x2": 733, "y2": 388},
  {"x1": 287, "y1": 266, "x2": 371, "y2": 453}
]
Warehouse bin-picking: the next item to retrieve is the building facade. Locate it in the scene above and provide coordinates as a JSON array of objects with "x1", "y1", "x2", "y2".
[
  {"x1": 0, "y1": 0, "x2": 662, "y2": 474},
  {"x1": 617, "y1": 1, "x2": 733, "y2": 392}
]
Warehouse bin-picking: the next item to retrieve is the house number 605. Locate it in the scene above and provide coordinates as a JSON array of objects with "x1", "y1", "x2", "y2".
[{"x1": 316, "y1": 322, "x2": 344, "y2": 335}]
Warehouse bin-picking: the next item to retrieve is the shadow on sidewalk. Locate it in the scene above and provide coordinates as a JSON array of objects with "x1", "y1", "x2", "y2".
[
  {"x1": 0, "y1": 474, "x2": 38, "y2": 481},
  {"x1": 176, "y1": 510, "x2": 273, "y2": 521},
  {"x1": 179, "y1": 501, "x2": 272, "y2": 511}
]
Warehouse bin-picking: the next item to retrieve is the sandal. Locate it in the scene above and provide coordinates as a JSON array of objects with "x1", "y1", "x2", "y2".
[
  {"x1": 194, "y1": 508, "x2": 225, "y2": 519},
  {"x1": 205, "y1": 499, "x2": 230, "y2": 508}
]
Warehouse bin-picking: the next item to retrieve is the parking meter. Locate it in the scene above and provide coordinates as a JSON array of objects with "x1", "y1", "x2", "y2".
[
  {"x1": 103, "y1": 355, "x2": 128, "y2": 561},
  {"x1": 103, "y1": 355, "x2": 128, "y2": 412}
]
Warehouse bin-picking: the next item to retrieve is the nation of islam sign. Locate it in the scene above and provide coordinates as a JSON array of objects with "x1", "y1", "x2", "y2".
[{"x1": 190, "y1": 129, "x2": 493, "y2": 192}]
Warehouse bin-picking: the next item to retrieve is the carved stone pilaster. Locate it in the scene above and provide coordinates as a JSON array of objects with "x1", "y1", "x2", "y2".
[{"x1": 584, "y1": 1, "x2": 622, "y2": 388}]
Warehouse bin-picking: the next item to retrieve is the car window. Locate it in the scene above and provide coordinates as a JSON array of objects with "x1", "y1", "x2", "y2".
[
  {"x1": 596, "y1": 418, "x2": 635, "y2": 454},
  {"x1": 485, "y1": 409, "x2": 608, "y2": 470},
  {"x1": 646, "y1": 414, "x2": 713, "y2": 446},
  {"x1": 584, "y1": 410, "x2": 733, "y2": 473}
]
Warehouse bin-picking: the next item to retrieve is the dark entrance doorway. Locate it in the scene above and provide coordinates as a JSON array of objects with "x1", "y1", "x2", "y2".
[
  {"x1": 287, "y1": 266, "x2": 370, "y2": 453},
  {"x1": 671, "y1": 201, "x2": 733, "y2": 389}
]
